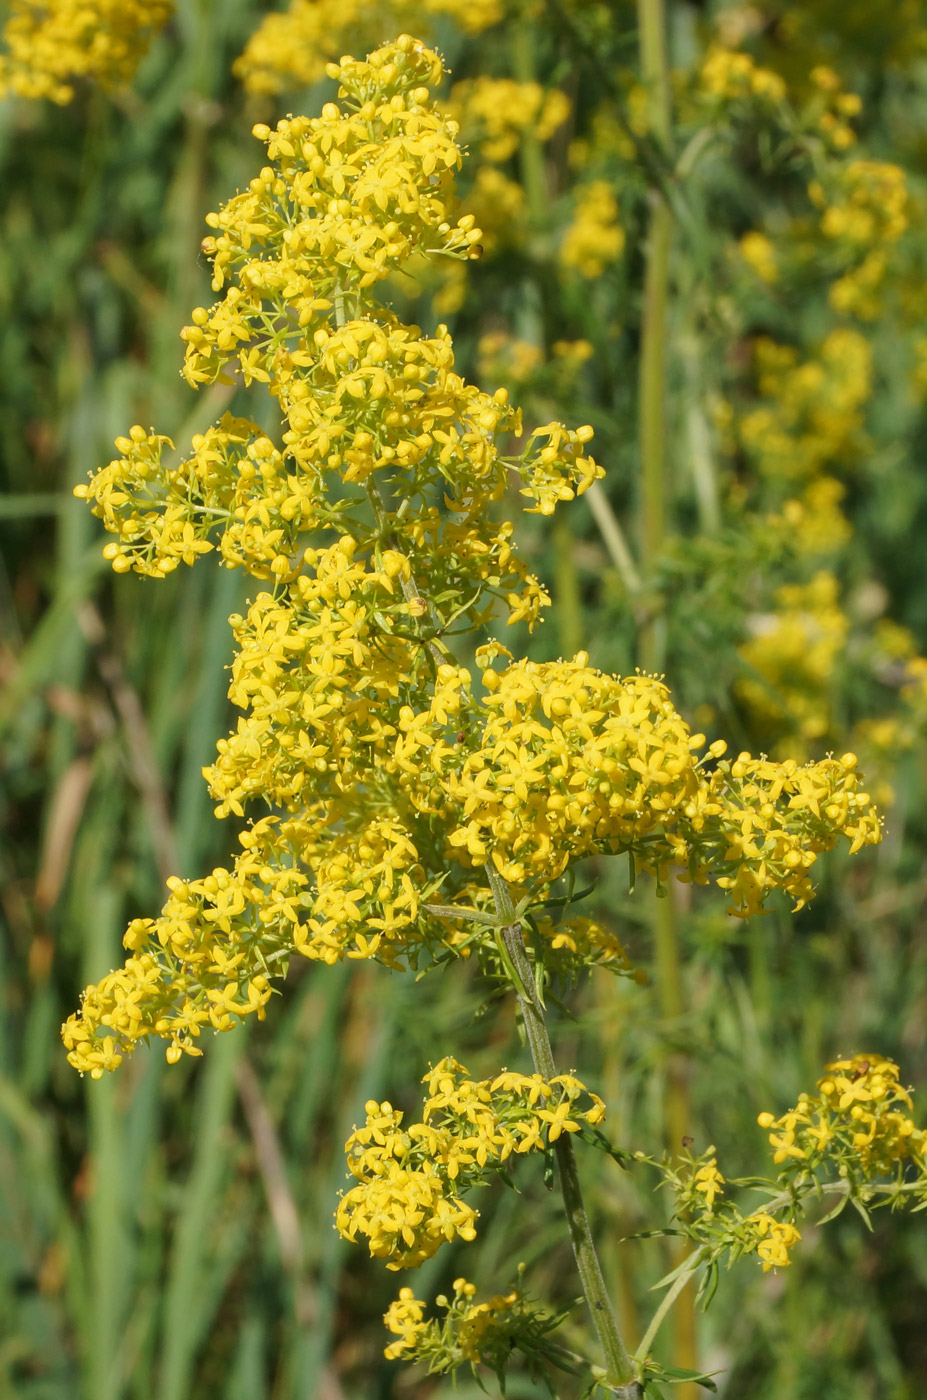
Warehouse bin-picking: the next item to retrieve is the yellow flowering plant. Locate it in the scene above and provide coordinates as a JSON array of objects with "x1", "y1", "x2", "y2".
[{"x1": 60, "y1": 30, "x2": 920, "y2": 1399}]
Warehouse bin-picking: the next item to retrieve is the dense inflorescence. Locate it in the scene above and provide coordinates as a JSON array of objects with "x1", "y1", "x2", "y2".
[
  {"x1": 234, "y1": 0, "x2": 503, "y2": 96},
  {"x1": 335, "y1": 1057, "x2": 605, "y2": 1267},
  {"x1": 63, "y1": 35, "x2": 881, "y2": 1080},
  {"x1": 758, "y1": 1053, "x2": 927, "y2": 1181},
  {"x1": 0, "y1": 0, "x2": 172, "y2": 103},
  {"x1": 383, "y1": 1276, "x2": 566, "y2": 1378}
]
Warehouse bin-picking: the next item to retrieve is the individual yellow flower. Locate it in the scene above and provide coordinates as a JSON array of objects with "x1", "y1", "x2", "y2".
[{"x1": 693, "y1": 1157, "x2": 725, "y2": 1210}]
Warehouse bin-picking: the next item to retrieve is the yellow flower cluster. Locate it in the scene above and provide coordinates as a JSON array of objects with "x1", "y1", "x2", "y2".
[
  {"x1": 0, "y1": 0, "x2": 172, "y2": 103},
  {"x1": 669, "y1": 1146, "x2": 802, "y2": 1273},
  {"x1": 747, "y1": 1213, "x2": 802, "y2": 1272},
  {"x1": 383, "y1": 1287, "x2": 429, "y2": 1358},
  {"x1": 736, "y1": 571, "x2": 849, "y2": 753},
  {"x1": 805, "y1": 63, "x2": 862, "y2": 152},
  {"x1": 450, "y1": 77, "x2": 569, "y2": 163},
  {"x1": 812, "y1": 160, "x2": 909, "y2": 318},
  {"x1": 234, "y1": 0, "x2": 502, "y2": 96},
  {"x1": 697, "y1": 750, "x2": 880, "y2": 916},
  {"x1": 560, "y1": 180, "x2": 625, "y2": 279},
  {"x1": 758, "y1": 1053, "x2": 926, "y2": 1180},
  {"x1": 61, "y1": 818, "x2": 292, "y2": 1075},
  {"x1": 336, "y1": 1057, "x2": 605, "y2": 1268},
  {"x1": 75, "y1": 38, "x2": 598, "y2": 585},
  {"x1": 441, "y1": 654, "x2": 880, "y2": 914},
  {"x1": 62, "y1": 628, "x2": 880, "y2": 1070},
  {"x1": 383, "y1": 1277, "x2": 561, "y2": 1375},
  {"x1": 446, "y1": 657, "x2": 703, "y2": 885},
  {"x1": 736, "y1": 329, "x2": 872, "y2": 482},
  {"x1": 776, "y1": 478, "x2": 852, "y2": 557},
  {"x1": 696, "y1": 45, "x2": 859, "y2": 156},
  {"x1": 697, "y1": 45, "x2": 786, "y2": 105},
  {"x1": 65, "y1": 36, "x2": 881, "y2": 1077}
]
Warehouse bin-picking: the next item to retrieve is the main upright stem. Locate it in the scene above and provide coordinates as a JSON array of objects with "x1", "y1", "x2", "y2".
[
  {"x1": 485, "y1": 866, "x2": 642, "y2": 1397},
  {"x1": 636, "y1": 5, "x2": 698, "y2": 1392},
  {"x1": 637, "y1": 0, "x2": 672, "y2": 676}
]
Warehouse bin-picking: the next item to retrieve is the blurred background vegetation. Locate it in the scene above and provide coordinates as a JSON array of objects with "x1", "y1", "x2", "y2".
[{"x1": 1, "y1": 1, "x2": 926, "y2": 1396}]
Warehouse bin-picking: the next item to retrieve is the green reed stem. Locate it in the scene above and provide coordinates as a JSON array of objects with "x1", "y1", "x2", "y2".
[
  {"x1": 637, "y1": 4, "x2": 699, "y2": 1391},
  {"x1": 485, "y1": 865, "x2": 642, "y2": 1396},
  {"x1": 637, "y1": 200, "x2": 672, "y2": 672},
  {"x1": 637, "y1": 0, "x2": 672, "y2": 675}
]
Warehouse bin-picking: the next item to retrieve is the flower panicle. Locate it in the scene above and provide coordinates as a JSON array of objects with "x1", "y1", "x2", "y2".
[{"x1": 335, "y1": 1057, "x2": 605, "y2": 1268}]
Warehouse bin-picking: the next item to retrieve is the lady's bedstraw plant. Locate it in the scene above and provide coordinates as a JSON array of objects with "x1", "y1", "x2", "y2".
[{"x1": 64, "y1": 36, "x2": 892, "y2": 1395}]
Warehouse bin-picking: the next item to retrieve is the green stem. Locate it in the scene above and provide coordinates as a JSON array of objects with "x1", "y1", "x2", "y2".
[
  {"x1": 637, "y1": 0, "x2": 673, "y2": 675},
  {"x1": 485, "y1": 866, "x2": 642, "y2": 1396},
  {"x1": 554, "y1": 516, "x2": 584, "y2": 657},
  {"x1": 637, "y1": 193, "x2": 672, "y2": 675},
  {"x1": 680, "y1": 327, "x2": 720, "y2": 534},
  {"x1": 585, "y1": 482, "x2": 642, "y2": 596},
  {"x1": 637, "y1": 0, "x2": 671, "y2": 147},
  {"x1": 636, "y1": 4, "x2": 699, "y2": 1391},
  {"x1": 513, "y1": 26, "x2": 549, "y2": 220},
  {"x1": 634, "y1": 1248, "x2": 707, "y2": 1366}
]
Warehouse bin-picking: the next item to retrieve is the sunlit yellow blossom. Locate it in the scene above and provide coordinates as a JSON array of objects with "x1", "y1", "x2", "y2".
[
  {"x1": 383, "y1": 1287, "x2": 428, "y2": 1359},
  {"x1": 758, "y1": 1053, "x2": 926, "y2": 1182},
  {"x1": 336, "y1": 1058, "x2": 605, "y2": 1267}
]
